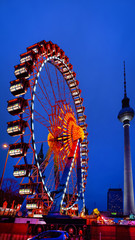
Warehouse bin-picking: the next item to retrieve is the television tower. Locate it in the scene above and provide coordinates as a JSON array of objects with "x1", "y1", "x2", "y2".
[{"x1": 118, "y1": 61, "x2": 135, "y2": 215}]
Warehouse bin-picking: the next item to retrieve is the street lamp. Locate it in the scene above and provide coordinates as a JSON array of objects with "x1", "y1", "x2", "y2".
[
  {"x1": 0, "y1": 144, "x2": 9, "y2": 190},
  {"x1": 3, "y1": 143, "x2": 9, "y2": 149}
]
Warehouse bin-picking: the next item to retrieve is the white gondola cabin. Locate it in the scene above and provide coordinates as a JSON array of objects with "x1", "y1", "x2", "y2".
[
  {"x1": 7, "y1": 119, "x2": 27, "y2": 137},
  {"x1": 81, "y1": 123, "x2": 88, "y2": 131},
  {"x1": 9, "y1": 143, "x2": 29, "y2": 158},
  {"x1": 44, "y1": 41, "x2": 55, "y2": 57},
  {"x1": 82, "y1": 166, "x2": 88, "y2": 173},
  {"x1": 7, "y1": 98, "x2": 27, "y2": 115},
  {"x1": 20, "y1": 50, "x2": 38, "y2": 64},
  {"x1": 27, "y1": 40, "x2": 46, "y2": 55},
  {"x1": 14, "y1": 62, "x2": 33, "y2": 79},
  {"x1": 78, "y1": 115, "x2": 86, "y2": 123},
  {"x1": 64, "y1": 71, "x2": 76, "y2": 82},
  {"x1": 62, "y1": 63, "x2": 73, "y2": 74},
  {"x1": 82, "y1": 159, "x2": 88, "y2": 166},
  {"x1": 84, "y1": 131, "x2": 88, "y2": 139},
  {"x1": 10, "y1": 78, "x2": 29, "y2": 97},
  {"x1": 74, "y1": 97, "x2": 83, "y2": 106},
  {"x1": 76, "y1": 106, "x2": 85, "y2": 114},
  {"x1": 72, "y1": 88, "x2": 81, "y2": 98},
  {"x1": 68, "y1": 80, "x2": 79, "y2": 89},
  {"x1": 13, "y1": 164, "x2": 32, "y2": 178},
  {"x1": 81, "y1": 140, "x2": 89, "y2": 148},
  {"x1": 19, "y1": 182, "x2": 42, "y2": 195},
  {"x1": 26, "y1": 197, "x2": 42, "y2": 209},
  {"x1": 81, "y1": 149, "x2": 89, "y2": 157},
  {"x1": 26, "y1": 203, "x2": 38, "y2": 209}
]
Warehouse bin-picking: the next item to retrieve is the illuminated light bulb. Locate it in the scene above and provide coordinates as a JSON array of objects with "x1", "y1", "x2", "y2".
[{"x1": 2, "y1": 143, "x2": 9, "y2": 149}]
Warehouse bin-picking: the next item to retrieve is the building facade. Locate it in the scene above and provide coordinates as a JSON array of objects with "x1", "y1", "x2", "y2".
[{"x1": 107, "y1": 188, "x2": 123, "y2": 215}]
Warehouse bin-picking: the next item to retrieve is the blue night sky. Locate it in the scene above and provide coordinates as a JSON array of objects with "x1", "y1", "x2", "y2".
[{"x1": 1, "y1": 0, "x2": 135, "y2": 213}]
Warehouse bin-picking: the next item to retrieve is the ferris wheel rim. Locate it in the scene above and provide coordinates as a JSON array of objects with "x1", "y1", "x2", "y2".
[{"x1": 31, "y1": 56, "x2": 78, "y2": 203}]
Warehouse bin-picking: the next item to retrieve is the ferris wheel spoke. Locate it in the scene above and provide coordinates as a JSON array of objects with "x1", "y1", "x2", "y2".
[
  {"x1": 54, "y1": 155, "x2": 60, "y2": 189},
  {"x1": 62, "y1": 72, "x2": 66, "y2": 101},
  {"x1": 46, "y1": 162, "x2": 55, "y2": 191},
  {"x1": 34, "y1": 92, "x2": 50, "y2": 117},
  {"x1": 39, "y1": 148, "x2": 53, "y2": 172},
  {"x1": 33, "y1": 110, "x2": 50, "y2": 128},
  {"x1": 38, "y1": 75, "x2": 52, "y2": 108},
  {"x1": 45, "y1": 63, "x2": 57, "y2": 103},
  {"x1": 57, "y1": 68, "x2": 66, "y2": 102},
  {"x1": 55, "y1": 66, "x2": 62, "y2": 101},
  {"x1": 38, "y1": 148, "x2": 56, "y2": 194}
]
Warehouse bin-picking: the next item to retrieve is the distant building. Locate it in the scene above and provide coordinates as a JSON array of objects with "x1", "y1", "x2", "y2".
[{"x1": 107, "y1": 188, "x2": 123, "y2": 216}]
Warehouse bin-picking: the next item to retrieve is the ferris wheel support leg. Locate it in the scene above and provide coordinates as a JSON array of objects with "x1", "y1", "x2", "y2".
[
  {"x1": 49, "y1": 156, "x2": 74, "y2": 214},
  {"x1": 77, "y1": 139, "x2": 85, "y2": 215},
  {"x1": 77, "y1": 190, "x2": 86, "y2": 216},
  {"x1": 49, "y1": 140, "x2": 79, "y2": 214}
]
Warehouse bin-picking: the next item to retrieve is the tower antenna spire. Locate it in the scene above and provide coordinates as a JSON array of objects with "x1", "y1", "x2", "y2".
[{"x1": 124, "y1": 61, "x2": 127, "y2": 98}]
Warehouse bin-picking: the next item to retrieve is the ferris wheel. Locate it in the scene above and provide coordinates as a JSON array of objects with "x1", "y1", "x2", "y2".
[{"x1": 7, "y1": 40, "x2": 88, "y2": 215}]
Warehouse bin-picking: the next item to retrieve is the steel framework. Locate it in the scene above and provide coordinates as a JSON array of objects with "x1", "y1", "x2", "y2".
[{"x1": 7, "y1": 40, "x2": 89, "y2": 216}]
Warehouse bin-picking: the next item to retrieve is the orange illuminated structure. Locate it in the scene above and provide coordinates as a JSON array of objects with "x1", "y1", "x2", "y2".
[
  {"x1": 48, "y1": 109, "x2": 84, "y2": 156},
  {"x1": 7, "y1": 40, "x2": 89, "y2": 216}
]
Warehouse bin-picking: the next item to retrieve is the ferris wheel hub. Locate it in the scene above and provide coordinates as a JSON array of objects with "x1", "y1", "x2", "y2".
[{"x1": 47, "y1": 109, "x2": 84, "y2": 156}]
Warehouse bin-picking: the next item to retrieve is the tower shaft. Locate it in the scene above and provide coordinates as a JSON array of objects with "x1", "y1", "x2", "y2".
[
  {"x1": 124, "y1": 122, "x2": 135, "y2": 215},
  {"x1": 118, "y1": 61, "x2": 135, "y2": 215}
]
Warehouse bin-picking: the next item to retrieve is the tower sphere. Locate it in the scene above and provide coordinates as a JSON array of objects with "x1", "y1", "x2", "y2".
[
  {"x1": 118, "y1": 97, "x2": 134, "y2": 123},
  {"x1": 118, "y1": 107, "x2": 134, "y2": 123}
]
